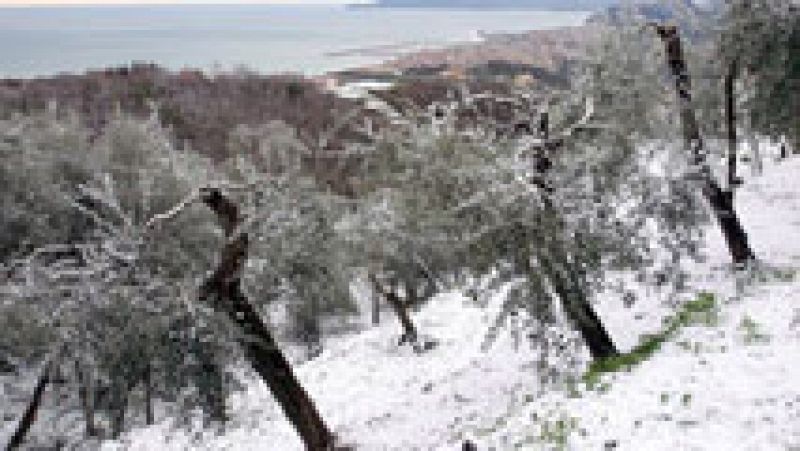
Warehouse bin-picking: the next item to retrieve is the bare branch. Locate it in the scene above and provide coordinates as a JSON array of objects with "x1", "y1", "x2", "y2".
[{"x1": 144, "y1": 190, "x2": 201, "y2": 230}]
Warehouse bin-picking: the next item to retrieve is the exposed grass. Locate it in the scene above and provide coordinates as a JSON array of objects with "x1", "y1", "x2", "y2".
[{"x1": 583, "y1": 292, "x2": 717, "y2": 387}]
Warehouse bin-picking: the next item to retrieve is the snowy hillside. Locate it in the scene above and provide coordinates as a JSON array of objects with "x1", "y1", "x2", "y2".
[{"x1": 108, "y1": 148, "x2": 800, "y2": 450}]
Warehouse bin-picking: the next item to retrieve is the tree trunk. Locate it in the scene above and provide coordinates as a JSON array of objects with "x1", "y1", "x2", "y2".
[
  {"x1": 526, "y1": 141, "x2": 618, "y2": 360},
  {"x1": 549, "y1": 259, "x2": 617, "y2": 360},
  {"x1": 193, "y1": 342, "x2": 226, "y2": 423},
  {"x1": 198, "y1": 188, "x2": 334, "y2": 451},
  {"x1": 143, "y1": 363, "x2": 154, "y2": 426},
  {"x1": 297, "y1": 296, "x2": 322, "y2": 360},
  {"x1": 539, "y1": 111, "x2": 550, "y2": 141},
  {"x1": 654, "y1": 25, "x2": 756, "y2": 266},
  {"x1": 403, "y1": 279, "x2": 420, "y2": 309},
  {"x1": 371, "y1": 289, "x2": 381, "y2": 326},
  {"x1": 110, "y1": 386, "x2": 128, "y2": 439},
  {"x1": 525, "y1": 232, "x2": 617, "y2": 360},
  {"x1": 369, "y1": 274, "x2": 419, "y2": 347},
  {"x1": 6, "y1": 357, "x2": 54, "y2": 450},
  {"x1": 725, "y1": 59, "x2": 739, "y2": 196},
  {"x1": 74, "y1": 360, "x2": 98, "y2": 437},
  {"x1": 780, "y1": 142, "x2": 787, "y2": 160}
]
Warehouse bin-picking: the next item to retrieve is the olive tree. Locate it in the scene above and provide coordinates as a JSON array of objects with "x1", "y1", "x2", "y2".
[{"x1": 0, "y1": 112, "x2": 235, "y2": 444}]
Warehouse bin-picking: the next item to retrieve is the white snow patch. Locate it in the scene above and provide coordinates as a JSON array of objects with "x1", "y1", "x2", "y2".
[{"x1": 108, "y1": 154, "x2": 800, "y2": 450}]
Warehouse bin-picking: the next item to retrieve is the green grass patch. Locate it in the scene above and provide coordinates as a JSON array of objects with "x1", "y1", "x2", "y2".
[{"x1": 583, "y1": 292, "x2": 717, "y2": 387}]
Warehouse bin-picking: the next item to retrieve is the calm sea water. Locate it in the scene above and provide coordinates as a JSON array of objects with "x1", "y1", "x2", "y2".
[{"x1": 0, "y1": 5, "x2": 589, "y2": 78}]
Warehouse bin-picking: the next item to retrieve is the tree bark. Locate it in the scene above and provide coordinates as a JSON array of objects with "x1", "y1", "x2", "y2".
[
  {"x1": 110, "y1": 386, "x2": 128, "y2": 439},
  {"x1": 540, "y1": 251, "x2": 617, "y2": 360},
  {"x1": 143, "y1": 363, "x2": 154, "y2": 426},
  {"x1": 193, "y1": 340, "x2": 226, "y2": 423},
  {"x1": 371, "y1": 289, "x2": 381, "y2": 326},
  {"x1": 74, "y1": 360, "x2": 98, "y2": 437},
  {"x1": 539, "y1": 111, "x2": 550, "y2": 141},
  {"x1": 725, "y1": 59, "x2": 739, "y2": 196},
  {"x1": 527, "y1": 138, "x2": 618, "y2": 360},
  {"x1": 198, "y1": 188, "x2": 335, "y2": 451},
  {"x1": 654, "y1": 25, "x2": 755, "y2": 266}
]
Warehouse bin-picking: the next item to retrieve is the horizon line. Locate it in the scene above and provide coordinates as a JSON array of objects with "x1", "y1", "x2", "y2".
[{"x1": 0, "y1": 0, "x2": 371, "y2": 8}]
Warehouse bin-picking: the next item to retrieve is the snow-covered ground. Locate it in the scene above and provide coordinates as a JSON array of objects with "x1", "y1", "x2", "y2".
[{"x1": 106, "y1": 149, "x2": 800, "y2": 450}]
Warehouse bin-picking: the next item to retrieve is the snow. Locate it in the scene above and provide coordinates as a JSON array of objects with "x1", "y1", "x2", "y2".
[{"x1": 107, "y1": 147, "x2": 800, "y2": 450}]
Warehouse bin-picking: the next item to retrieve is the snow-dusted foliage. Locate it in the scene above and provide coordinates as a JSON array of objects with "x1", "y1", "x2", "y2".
[
  {"x1": 2, "y1": 1, "x2": 797, "y2": 448},
  {"x1": 0, "y1": 113, "x2": 237, "y2": 442},
  {"x1": 106, "y1": 151, "x2": 800, "y2": 451},
  {"x1": 221, "y1": 140, "x2": 359, "y2": 358},
  {"x1": 718, "y1": 0, "x2": 800, "y2": 149}
]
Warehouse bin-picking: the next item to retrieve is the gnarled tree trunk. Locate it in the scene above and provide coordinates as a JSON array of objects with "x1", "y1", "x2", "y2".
[
  {"x1": 654, "y1": 25, "x2": 755, "y2": 266},
  {"x1": 535, "y1": 249, "x2": 617, "y2": 360},
  {"x1": 198, "y1": 188, "x2": 334, "y2": 451},
  {"x1": 527, "y1": 128, "x2": 618, "y2": 360}
]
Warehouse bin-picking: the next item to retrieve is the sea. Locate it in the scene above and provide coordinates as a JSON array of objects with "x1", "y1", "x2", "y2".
[{"x1": 0, "y1": 5, "x2": 589, "y2": 79}]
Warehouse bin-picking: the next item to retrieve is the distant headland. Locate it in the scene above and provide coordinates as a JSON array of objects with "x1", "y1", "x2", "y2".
[{"x1": 354, "y1": 0, "x2": 618, "y2": 12}]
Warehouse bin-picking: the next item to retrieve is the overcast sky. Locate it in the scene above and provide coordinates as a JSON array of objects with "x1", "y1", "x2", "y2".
[{"x1": 0, "y1": 0, "x2": 362, "y2": 6}]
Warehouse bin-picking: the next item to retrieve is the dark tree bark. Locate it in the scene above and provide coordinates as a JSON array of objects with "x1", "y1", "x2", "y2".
[
  {"x1": 527, "y1": 126, "x2": 618, "y2": 360},
  {"x1": 725, "y1": 59, "x2": 740, "y2": 196},
  {"x1": 143, "y1": 363, "x2": 154, "y2": 426},
  {"x1": 654, "y1": 25, "x2": 755, "y2": 266},
  {"x1": 371, "y1": 289, "x2": 381, "y2": 326},
  {"x1": 74, "y1": 360, "x2": 98, "y2": 437},
  {"x1": 109, "y1": 386, "x2": 128, "y2": 439},
  {"x1": 539, "y1": 250, "x2": 617, "y2": 360},
  {"x1": 6, "y1": 358, "x2": 54, "y2": 450},
  {"x1": 192, "y1": 340, "x2": 227, "y2": 423},
  {"x1": 513, "y1": 211, "x2": 617, "y2": 360},
  {"x1": 197, "y1": 188, "x2": 335, "y2": 451},
  {"x1": 539, "y1": 111, "x2": 550, "y2": 141},
  {"x1": 369, "y1": 274, "x2": 419, "y2": 347},
  {"x1": 293, "y1": 294, "x2": 322, "y2": 360},
  {"x1": 403, "y1": 279, "x2": 419, "y2": 309}
]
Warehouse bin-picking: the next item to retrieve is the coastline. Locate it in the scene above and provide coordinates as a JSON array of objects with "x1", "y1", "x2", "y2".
[
  {"x1": 0, "y1": 5, "x2": 591, "y2": 81},
  {"x1": 319, "y1": 22, "x2": 599, "y2": 92}
]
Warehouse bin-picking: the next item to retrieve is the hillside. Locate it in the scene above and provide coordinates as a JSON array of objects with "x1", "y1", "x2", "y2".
[{"x1": 106, "y1": 144, "x2": 800, "y2": 449}]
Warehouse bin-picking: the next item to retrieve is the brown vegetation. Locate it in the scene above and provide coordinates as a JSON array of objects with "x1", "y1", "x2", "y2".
[{"x1": 0, "y1": 64, "x2": 373, "y2": 161}]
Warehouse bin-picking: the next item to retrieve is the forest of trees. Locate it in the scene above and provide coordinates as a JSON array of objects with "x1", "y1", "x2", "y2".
[{"x1": 1, "y1": 0, "x2": 797, "y2": 449}]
